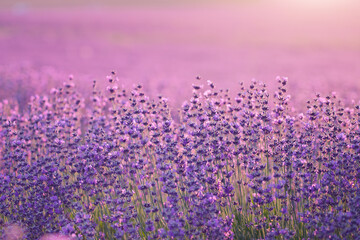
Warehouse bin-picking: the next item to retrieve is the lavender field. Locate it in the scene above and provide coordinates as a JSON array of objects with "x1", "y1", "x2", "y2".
[{"x1": 1, "y1": 0, "x2": 360, "y2": 239}]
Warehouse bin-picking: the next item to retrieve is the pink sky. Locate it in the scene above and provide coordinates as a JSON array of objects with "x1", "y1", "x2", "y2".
[{"x1": 0, "y1": 0, "x2": 359, "y2": 106}]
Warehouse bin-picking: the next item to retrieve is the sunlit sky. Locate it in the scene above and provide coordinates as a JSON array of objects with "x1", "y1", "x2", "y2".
[
  {"x1": 0, "y1": 0, "x2": 357, "y2": 8},
  {"x1": 0, "y1": 0, "x2": 359, "y2": 106}
]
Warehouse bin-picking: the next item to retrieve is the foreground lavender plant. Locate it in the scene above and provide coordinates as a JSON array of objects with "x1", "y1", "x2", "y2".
[{"x1": 0, "y1": 74, "x2": 359, "y2": 239}]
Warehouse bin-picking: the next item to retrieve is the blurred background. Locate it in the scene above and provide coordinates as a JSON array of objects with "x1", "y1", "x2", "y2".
[{"x1": 0, "y1": 0, "x2": 359, "y2": 109}]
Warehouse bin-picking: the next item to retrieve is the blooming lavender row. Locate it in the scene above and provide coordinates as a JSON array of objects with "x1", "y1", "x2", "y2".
[{"x1": 0, "y1": 74, "x2": 359, "y2": 239}]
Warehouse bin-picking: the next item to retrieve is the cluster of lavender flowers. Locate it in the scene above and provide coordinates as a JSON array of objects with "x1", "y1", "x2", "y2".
[{"x1": 0, "y1": 73, "x2": 359, "y2": 239}]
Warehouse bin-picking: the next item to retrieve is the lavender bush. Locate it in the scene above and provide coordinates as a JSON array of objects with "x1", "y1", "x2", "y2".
[{"x1": 0, "y1": 74, "x2": 359, "y2": 239}]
